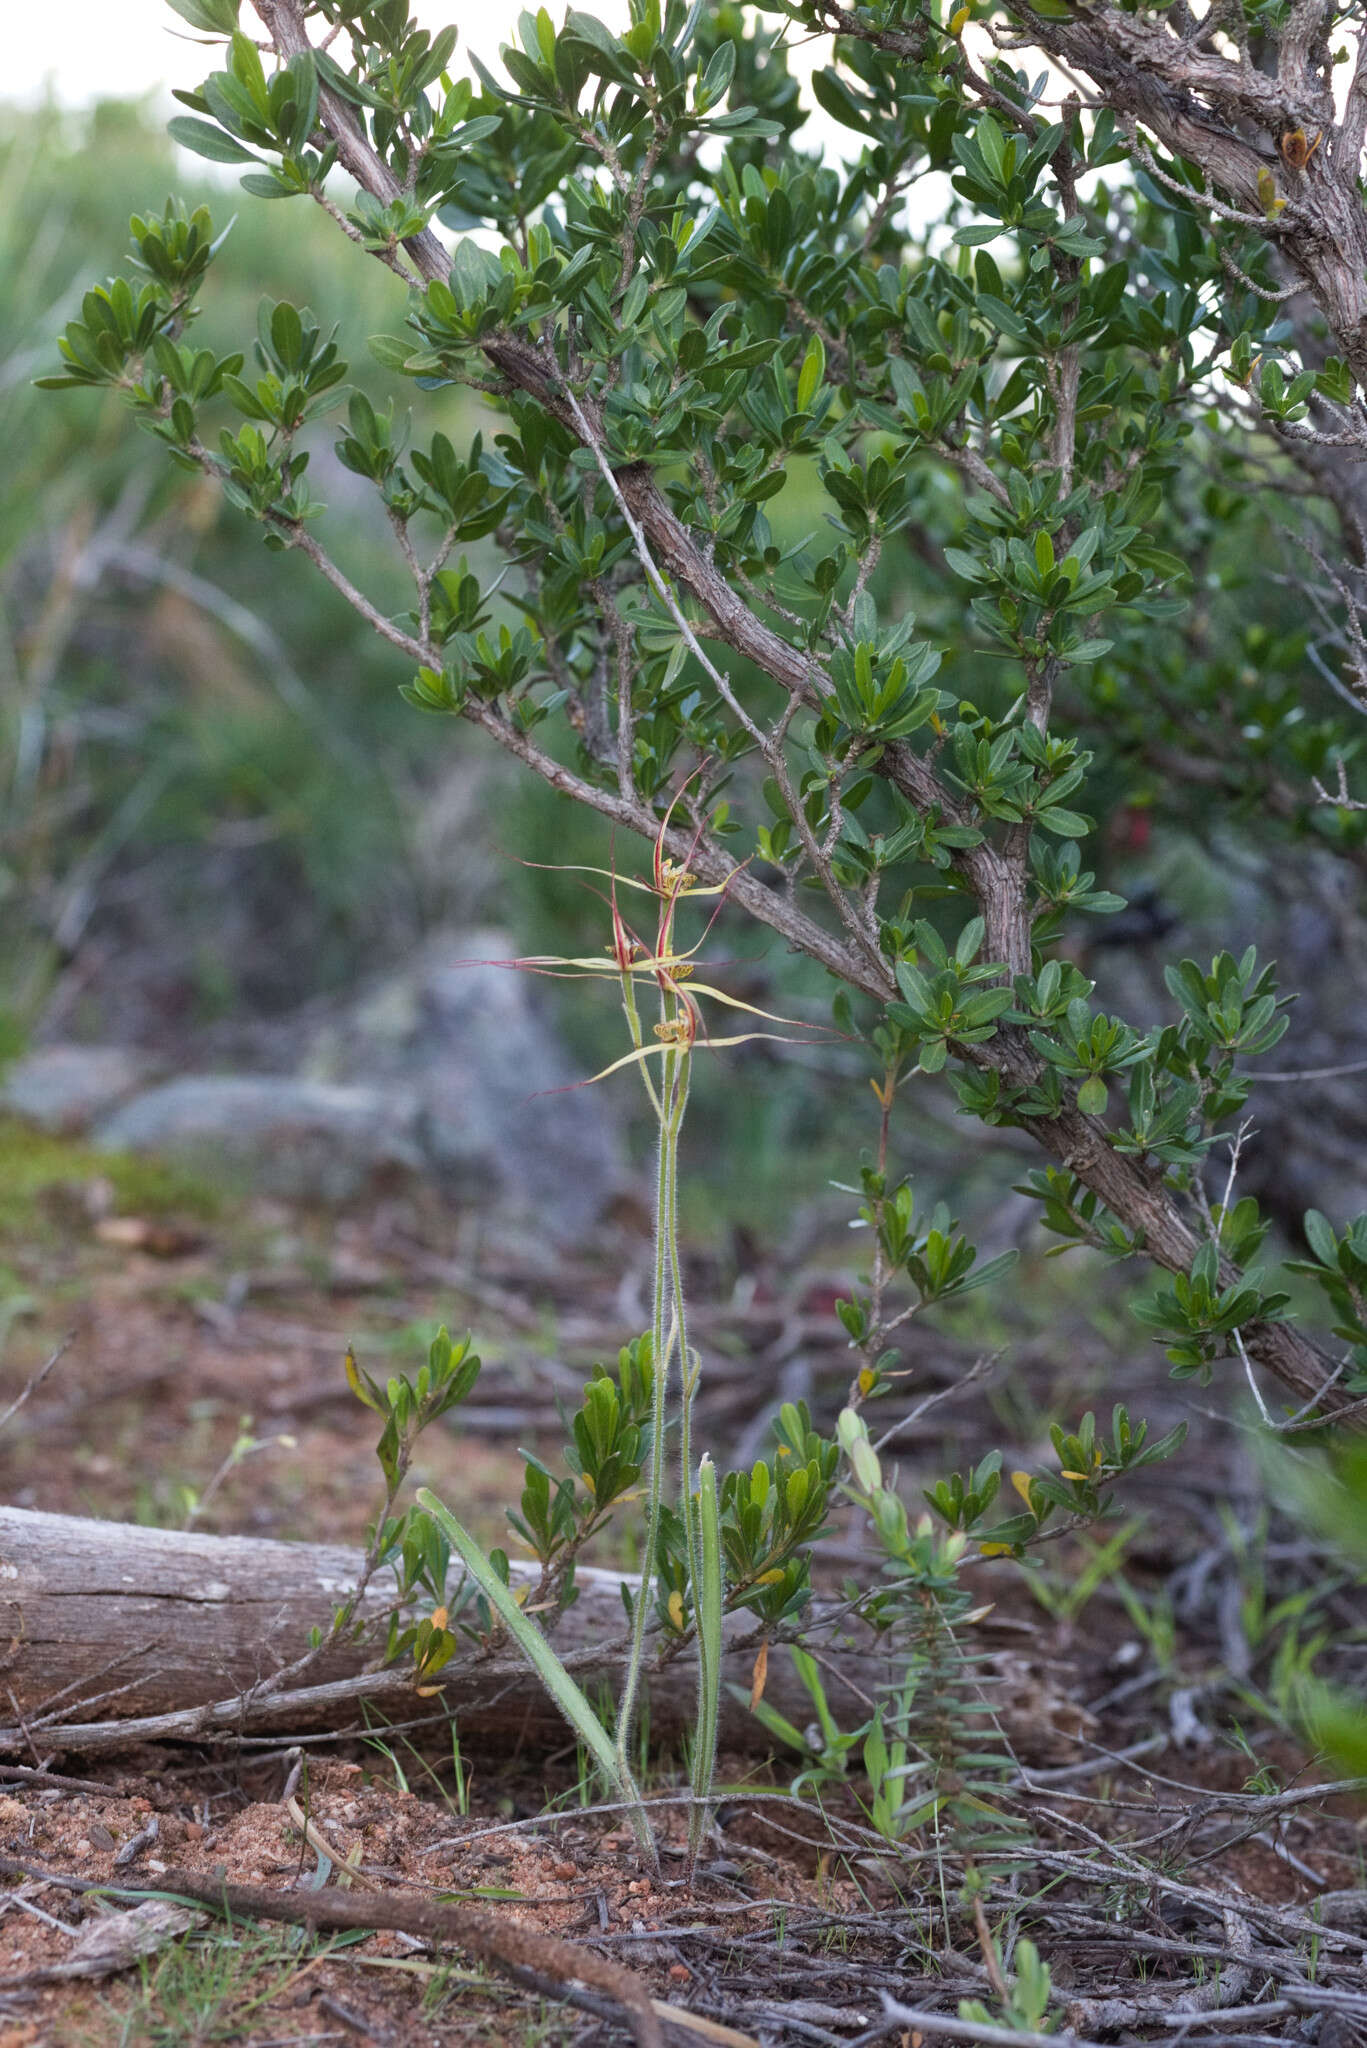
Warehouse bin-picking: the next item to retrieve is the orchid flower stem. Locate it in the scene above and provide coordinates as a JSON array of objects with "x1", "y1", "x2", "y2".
[
  {"x1": 689, "y1": 1453, "x2": 724, "y2": 1873},
  {"x1": 610, "y1": 939, "x2": 662, "y2": 1786},
  {"x1": 666, "y1": 1040, "x2": 699, "y2": 1670},
  {"x1": 648, "y1": 883, "x2": 724, "y2": 1870},
  {"x1": 614, "y1": 1027, "x2": 678, "y2": 1796},
  {"x1": 662, "y1": 1013, "x2": 694, "y2": 1497}
]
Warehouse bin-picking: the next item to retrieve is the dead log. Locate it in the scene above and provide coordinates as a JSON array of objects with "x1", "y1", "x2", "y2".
[{"x1": 0, "y1": 1506, "x2": 886, "y2": 1758}]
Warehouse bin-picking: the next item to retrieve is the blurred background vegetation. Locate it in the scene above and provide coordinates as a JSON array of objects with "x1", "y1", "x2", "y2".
[
  {"x1": 0, "y1": 94, "x2": 876, "y2": 1230},
  {"x1": 2, "y1": 99, "x2": 474, "y2": 1025}
]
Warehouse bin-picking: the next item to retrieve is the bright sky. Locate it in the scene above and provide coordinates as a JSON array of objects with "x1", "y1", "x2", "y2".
[
  {"x1": 5, "y1": 3, "x2": 928, "y2": 228},
  {"x1": 7, "y1": 1, "x2": 620, "y2": 108}
]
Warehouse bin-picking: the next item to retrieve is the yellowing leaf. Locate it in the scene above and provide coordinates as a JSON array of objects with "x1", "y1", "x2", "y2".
[
  {"x1": 749, "y1": 1640, "x2": 769, "y2": 1711},
  {"x1": 344, "y1": 1346, "x2": 380, "y2": 1413},
  {"x1": 1011, "y1": 1469, "x2": 1035, "y2": 1506},
  {"x1": 950, "y1": 5, "x2": 971, "y2": 32},
  {"x1": 858, "y1": 1366, "x2": 877, "y2": 1396},
  {"x1": 979, "y1": 1542, "x2": 1014, "y2": 1558},
  {"x1": 668, "y1": 1589, "x2": 686, "y2": 1631}
]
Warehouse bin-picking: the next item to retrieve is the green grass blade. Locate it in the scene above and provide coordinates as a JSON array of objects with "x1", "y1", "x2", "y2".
[{"x1": 414, "y1": 1488, "x2": 655, "y2": 1859}]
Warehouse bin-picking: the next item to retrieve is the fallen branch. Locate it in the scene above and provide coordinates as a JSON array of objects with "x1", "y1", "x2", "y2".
[
  {"x1": 0, "y1": 1506, "x2": 889, "y2": 1757},
  {"x1": 157, "y1": 1867, "x2": 666, "y2": 2048},
  {"x1": 0, "y1": 1853, "x2": 663, "y2": 2048}
]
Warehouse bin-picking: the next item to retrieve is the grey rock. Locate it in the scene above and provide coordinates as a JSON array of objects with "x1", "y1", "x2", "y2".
[
  {"x1": 94, "y1": 1077, "x2": 425, "y2": 1204},
  {"x1": 302, "y1": 927, "x2": 628, "y2": 1238},
  {"x1": 86, "y1": 930, "x2": 631, "y2": 1233},
  {"x1": 1, "y1": 1044, "x2": 156, "y2": 1135}
]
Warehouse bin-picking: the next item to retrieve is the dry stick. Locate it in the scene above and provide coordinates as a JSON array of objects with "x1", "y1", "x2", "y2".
[
  {"x1": 0, "y1": 1763, "x2": 147, "y2": 1797},
  {"x1": 0, "y1": 1332, "x2": 76, "y2": 1436},
  {"x1": 0, "y1": 1855, "x2": 663, "y2": 2048},
  {"x1": 996, "y1": 1840, "x2": 1366, "y2": 1958},
  {"x1": 970, "y1": 1894, "x2": 1011, "y2": 2004},
  {"x1": 1066, "y1": 1903, "x2": 1254, "y2": 2031},
  {"x1": 862, "y1": 1996, "x2": 1111, "y2": 2048},
  {"x1": 158, "y1": 1870, "x2": 664, "y2": 2048},
  {"x1": 1312, "y1": 759, "x2": 1367, "y2": 813}
]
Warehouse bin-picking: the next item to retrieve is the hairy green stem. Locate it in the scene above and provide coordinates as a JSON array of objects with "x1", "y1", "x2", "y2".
[
  {"x1": 688, "y1": 1452, "x2": 723, "y2": 1872},
  {"x1": 663, "y1": 1037, "x2": 709, "y2": 1808},
  {"x1": 665, "y1": 1033, "x2": 696, "y2": 1611},
  {"x1": 614, "y1": 1034, "x2": 677, "y2": 1792}
]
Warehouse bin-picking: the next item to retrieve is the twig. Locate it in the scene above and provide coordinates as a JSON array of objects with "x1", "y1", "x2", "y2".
[
  {"x1": 1010, "y1": 1734, "x2": 1167, "y2": 1789},
  {"x1": 971, "y1": 1894, "x2": 1011, "y2": 2003},
  {"x1": 0, "y1": 1763, "x2": 143, "y2": 1796},
  {"x1": 870, "y1": 1354, "x2": 998, "y2": 1454},
  {"x1": 1215, "y1": 239, "x2": 1306, "y2": 304},
  {"x1": 1244, "y1": 1053, "x2": 1367, "y2": 1082},
  {"x1": 1233, "y1": 1327, "x2": 1275, "y2": 1428},
  {"x1": 0, "y1": 1332, "x2": 76, "y2": 1436},
  {"x1": 1066, "y1": 1903, "x2": 1254, "y2": 2029},
  {"x1": 862, "y1": 1994, "x2": 1109, "y2": 2048},
  {"x1": 0, "y1": 1855, "x2": 663, "y2": 2048},
  {"x1": 1312, "y1": 758, "x2": 1367, "y2": 811}
]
